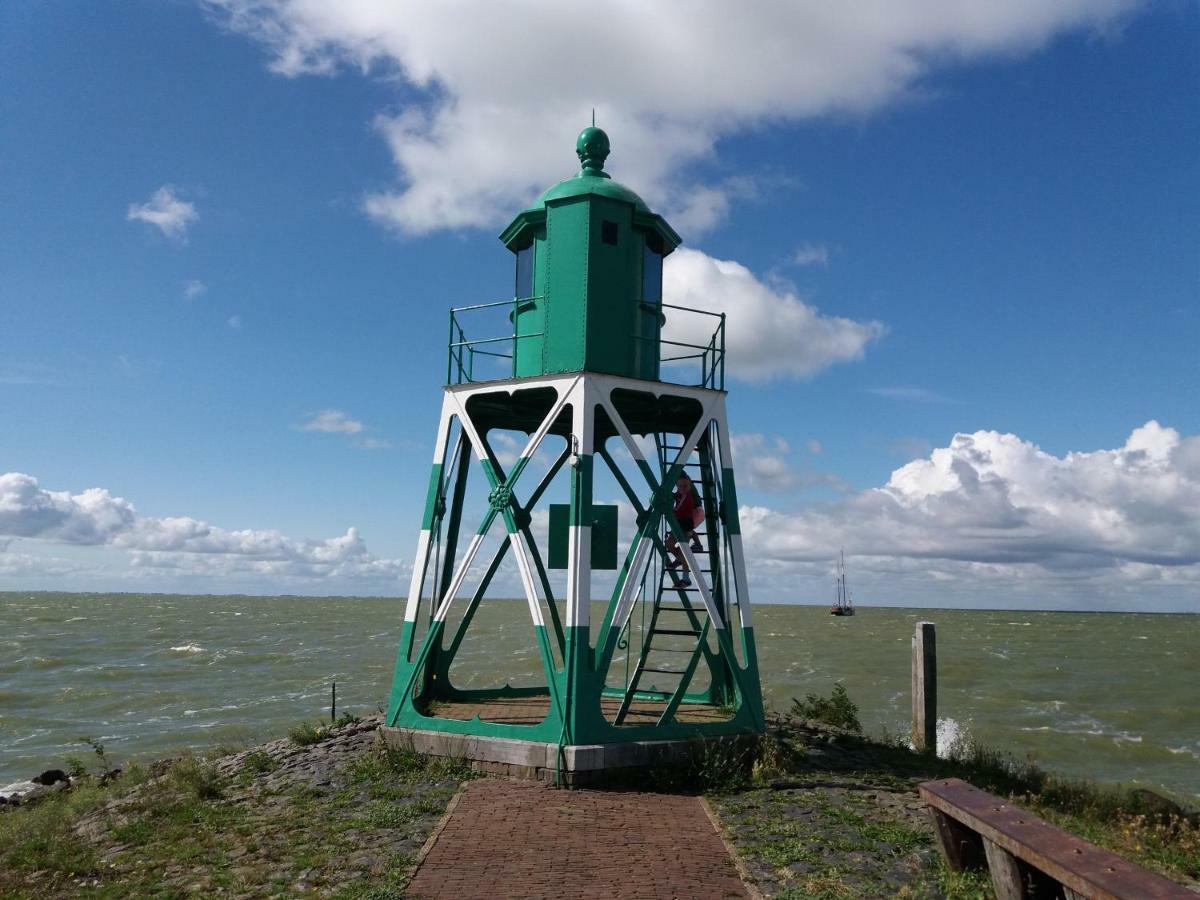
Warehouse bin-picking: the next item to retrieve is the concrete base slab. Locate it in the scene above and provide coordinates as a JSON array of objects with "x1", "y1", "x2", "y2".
[{"x1": 379, "y1": 725, "x2": 757, "y2": 787}]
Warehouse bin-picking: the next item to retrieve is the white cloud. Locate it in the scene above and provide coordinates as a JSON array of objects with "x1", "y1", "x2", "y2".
[
  {"x1": 0, "y1": 472, "x2": 402, "y2": 585},
  {"x1": 737, "y1": 422, "x2": 1200, "y2": 607},
  {"x1": 732, "y1": 434, "x2": 799, "y2": 491},
  {"x1": 297, "y1": 410, "x2": 393, "y2": 450},
  {"x1": 207, "y1": 0, "x2": 1138, "y2": 236},
  {"x1": 663, "y1": 248, "x2": 885, "y2": 380},
  {"x1": 298, "y1": 409, "x2": 364, "y2": 434},
  {"x1": 0, "y1": 473, "x2": 136, "y2": 545},
  {"x1": 127, "y1": 186, "x2": 198, "y2": 241},
  {"x1": 806, "y1": 439, "x2": 824, "y2": 456},
  {"x1": 731, "y1": 433, "x2": 847, "y2": 493},
  {"x1": 226, "y1": 314, "x2": 243, "y2": 330},
  {"x1": 183, "y1": 279, "x2": 207, "y2": 300},
  {"x1": 792, "y1": 242, "x2": 832, "y2": 267}
]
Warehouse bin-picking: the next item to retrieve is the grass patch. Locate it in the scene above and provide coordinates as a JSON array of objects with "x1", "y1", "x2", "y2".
[
  {"x1": 169, "y1": 756, "x2": 223, "y2": 800},
  {"x1": 241, "y1": 749, "x2": 279, "y2": 775},
  {"x1": 288, "y1": 721, "x2": 330, "y2": 746},
  {"x1": 0, "y1": 720, "x2": 469, "y2": 899}
]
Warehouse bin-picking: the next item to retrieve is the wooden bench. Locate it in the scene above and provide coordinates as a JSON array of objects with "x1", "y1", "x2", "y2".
[{"x1": 919, "y1": 778, "x2": 1196, "y2": 899}]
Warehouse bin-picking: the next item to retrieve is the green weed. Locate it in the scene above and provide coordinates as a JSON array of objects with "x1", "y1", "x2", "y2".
[
  {"x1": 790, "y1": 683, "x2": 862, "y2": 733},
  {"x1": 288, "y1": 721, "x2": 329, "y2": 746}
]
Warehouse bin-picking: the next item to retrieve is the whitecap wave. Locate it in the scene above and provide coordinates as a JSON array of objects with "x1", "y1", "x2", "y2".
[
  {"x1": 169, "y1": 644, "x2": 206, "y2": 654},
  {"x1": 936, "y1": 717, "x2": 968, "y2": 758}
]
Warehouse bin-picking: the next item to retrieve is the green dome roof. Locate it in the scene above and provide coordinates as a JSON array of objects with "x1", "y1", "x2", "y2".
[
  {"x1": 534, "y1": 172, "x2": 650, "y2": 212},
  {"x1": 499, "y1": 125, "x2": 679, "y2": 251}
]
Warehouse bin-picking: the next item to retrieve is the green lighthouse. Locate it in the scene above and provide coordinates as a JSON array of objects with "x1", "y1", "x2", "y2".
[{"x1": 385, "y1": 126, "x2": 764, "y2": 782}]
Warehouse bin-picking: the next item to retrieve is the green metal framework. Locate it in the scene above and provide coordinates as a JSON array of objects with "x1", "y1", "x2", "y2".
[{"x1": 386, "y1": 375, "x2": 764, "y2": 748}]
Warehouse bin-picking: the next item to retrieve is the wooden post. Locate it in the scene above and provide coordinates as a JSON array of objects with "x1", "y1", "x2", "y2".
[
  {"x1": 912, "y1": 621, "x2": 937, "y2": 753},
  {"x1": 983, "y1": 837, "x2": 1025, "y2": 900}
]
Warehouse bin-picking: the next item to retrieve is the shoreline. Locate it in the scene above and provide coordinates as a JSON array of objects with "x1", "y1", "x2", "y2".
[{"x1": 2, "y1": 710, "x2": 1197, "y2": 898}]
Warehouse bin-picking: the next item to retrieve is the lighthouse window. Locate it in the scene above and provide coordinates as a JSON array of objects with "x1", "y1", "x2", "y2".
[
  {"x1": 642, "y1": 245, "x2": 663, "y2": 303},
  {"x1": 601, "y1": 220, "x2": 618, "y2": 245},
  {"x1": 514, "y1": 245, "x2": 534, "y2": 299}
]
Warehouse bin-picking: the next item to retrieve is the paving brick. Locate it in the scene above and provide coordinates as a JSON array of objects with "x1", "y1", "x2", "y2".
[{"x1": 408, "y1": 779, "x2": 750, "y2": 899}]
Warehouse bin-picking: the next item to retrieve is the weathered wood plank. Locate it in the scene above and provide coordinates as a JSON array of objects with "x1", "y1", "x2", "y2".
[
  {"x1": 984, "y1": 836, "x2": 1025, "y2": 900},
  {"x1": 919, "y1": 778, "x2": 1196, "y2": 899},
  {"x1": 911, "y1": 621, "x2": 937, "y2": 753},
  {"x1": 928, "y1": 808, "x2": 986, "y2": 872}
]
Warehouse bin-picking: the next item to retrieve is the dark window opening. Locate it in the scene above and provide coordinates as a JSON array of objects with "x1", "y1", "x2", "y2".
[
  {"x1": 601, "y1": 220, "x2": 618, "y2": 246},
  {"x1": 642, "y1": 245, "x2": 663, "y2": 303},
  {"x1": 515, "y1": 245, "x2": 534, "y2": 299}
]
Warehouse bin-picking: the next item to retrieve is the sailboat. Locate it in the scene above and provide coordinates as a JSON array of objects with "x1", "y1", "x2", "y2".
[{"x1": 830, "y1": 549, "x2": 855, "y2": 616}]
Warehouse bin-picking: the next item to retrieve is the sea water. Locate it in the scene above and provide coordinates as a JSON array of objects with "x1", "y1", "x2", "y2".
[{"x1": 0, "y1": 593, "x2": 1196, "y2": 800}]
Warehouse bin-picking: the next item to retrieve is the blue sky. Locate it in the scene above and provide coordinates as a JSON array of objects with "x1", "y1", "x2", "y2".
[{"x1": 1, "y1": 1, "x2": 1197, "y2": 610}]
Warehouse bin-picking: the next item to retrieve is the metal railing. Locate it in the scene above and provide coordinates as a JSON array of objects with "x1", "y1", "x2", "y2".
[
  {"x1": 446, "y1": 296, "x2": 726, "y2": 389},
  {"x1": 447, "y1": 296, "x2": 544, "y2": 385},
  {"x1": 654, "y1": 302, "x2": 726, "y2": 390}
]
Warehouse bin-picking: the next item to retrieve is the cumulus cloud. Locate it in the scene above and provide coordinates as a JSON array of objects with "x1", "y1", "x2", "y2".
[
  {"x1": 0, "y1": 474, "x2": 136, "y2": 544},
  {"x1": 127, "y1": 186, "x2": 198, "y2": 241},
  {"x1": 663, "y1": 248, "x2": 885, "y2": 380},
  {"x1": 207, "y1": 0, "x2": 1137, "y2": 236},
  {"x1": 183, "y1": 279, "x2": 207, "y2": 300},
  {"x1": 738, "y1": 422, "x2": 1200, "y2": 601},
  {"x1": 0, "y1": 472, "x2": 402, "y2": 584},
  {"x1": 226, "y1": 314, "x2": 243, "y2": 330}
]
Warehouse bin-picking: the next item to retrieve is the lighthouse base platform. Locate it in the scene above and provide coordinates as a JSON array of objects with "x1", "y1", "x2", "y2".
[{"x1": 380, "y1": 697, "x2": 753, "y2": 787}]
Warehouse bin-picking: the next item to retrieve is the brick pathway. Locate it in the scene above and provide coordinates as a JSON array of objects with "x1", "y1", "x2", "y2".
[{"x1": 407, "y1": 779, "x2": 751, "y2": 899}]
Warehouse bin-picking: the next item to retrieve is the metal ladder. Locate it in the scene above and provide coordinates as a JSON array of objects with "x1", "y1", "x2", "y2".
[{"x1": 613, "y1": 434, "x2": 723, "y2": 726}]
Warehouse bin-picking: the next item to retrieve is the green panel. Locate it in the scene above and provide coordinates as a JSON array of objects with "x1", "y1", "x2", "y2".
[
  {"x1": 583, "y1": 198, "x2": 638, "y2": 377},
  {"x1": 590, "y1": 504, "x2": 618, "y2": 570},
  {"x1": 542, "y1": 200, "x2": 590, "y2": 374},
  {"x1": 547, "y1": 503, "x2": 569, "y2": 570},
  {"x1": 547, "y1": 503, "x2": 619, "y2": 570},
  {"x1": 720, "y1": 466, "x2": 741, "y2": 535}
]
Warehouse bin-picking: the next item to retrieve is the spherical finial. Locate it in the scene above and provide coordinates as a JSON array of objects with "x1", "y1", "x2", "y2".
[{"x1": 576, "y1": 126, "x2": 610, "y2": 177}]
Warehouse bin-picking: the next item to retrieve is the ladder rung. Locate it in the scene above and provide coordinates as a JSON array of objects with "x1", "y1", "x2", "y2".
[
  {"x1": 642, "y1": 666, "x2": 687, "y2": 675},
  {"x1": 652, "y1": 647, "x2": 697, "y2": 653},
  {"x1": 654, "y1": 628, "x2": 701, "y2": 636},
  {"x1": 657, "y1": 605, "x2": 706, "y2": 613}
]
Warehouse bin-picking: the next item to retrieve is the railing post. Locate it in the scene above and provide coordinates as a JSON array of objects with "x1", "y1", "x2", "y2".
[
  {"x1": 511, "y1": 297, "x2": 518, "y2": 378},
  {"x1": 719, "y1": 313, "x2": 726, "y2": 389},
  {"x1": 447, "y1": 311, "x2": 455, "y2": 384},
  {"x1": 912, "y1": 621, "x2": 937, "y2": 753}
]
